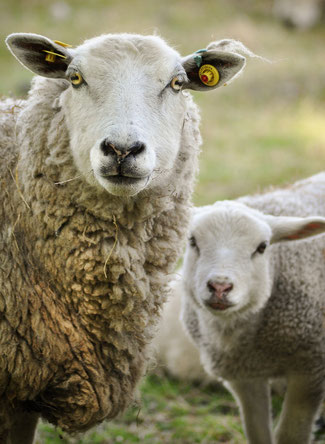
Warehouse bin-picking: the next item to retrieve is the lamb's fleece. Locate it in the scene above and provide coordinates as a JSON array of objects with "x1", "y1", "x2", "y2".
[
  {"x1": 0, "y1": 77, "x2": 200, "y2": 434},
  {"x1": 239, "y1": 171, "x2": 325, "y2": 218},
  {"x1": 184, "y1": 172, "x2": 325, "y2": 380},
  {"x1": 181, "y1": 172, "x2": 325, "y2": 444},
  {"x1": 154, "y1": 176, "x2": 325, "y2": 394}
]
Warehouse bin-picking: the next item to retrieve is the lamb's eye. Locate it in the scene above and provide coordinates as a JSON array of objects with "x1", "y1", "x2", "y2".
[
  {"x1": 256, "y1": 241, "x2": 267, "y2": 255},
  {"x1": 70, "y1": 72, "x2": 83, "y2": 87},
  {"x1": 170, "y1": 76, "x2": 184, "y2": 92},
  {"x1": 189, "y1": 236, "x2": 198, "y2": 248}
]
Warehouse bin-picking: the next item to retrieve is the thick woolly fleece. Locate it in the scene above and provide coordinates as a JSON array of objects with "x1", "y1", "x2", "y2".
[
  {"x1": 0, "y1": 77, "x2": 200, "y2": 434},
  {"x1": 183, "y1": 172, "x2": 325, "y2": 381}
]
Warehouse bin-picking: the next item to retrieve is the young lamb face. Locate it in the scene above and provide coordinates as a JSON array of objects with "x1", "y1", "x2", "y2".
[
  {"x1": 6, "y1": 33, "x2": 247, "y2": 197},
  {"x1": 183, "y1": 201, "x2": 325, "y2": 318}
]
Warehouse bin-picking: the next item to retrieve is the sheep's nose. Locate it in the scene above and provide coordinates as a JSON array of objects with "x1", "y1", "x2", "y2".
[
  {"x1": 100, "y1": 140, "x2": 146, "y2": 159},
  {"x1": 207, "y1": 281, "x2": 233, "y2": 297},
  {"x1": 206, "y1": 281, "x2": 234, "y2": 311}
]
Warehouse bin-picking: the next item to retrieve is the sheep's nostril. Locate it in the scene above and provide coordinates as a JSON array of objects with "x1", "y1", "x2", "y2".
[
  {"x1": 100, "y1": 140, "x2": 146, "y2": 158},
  {"x1": 128, "y1": 142, "x2": 146, "y2": 157},
  {"x1": 207, "y1": 281, "x2": 215, "y2": 293},
  {"x1": 100, "y1": 140, "x2": 115, "y2": 156}
]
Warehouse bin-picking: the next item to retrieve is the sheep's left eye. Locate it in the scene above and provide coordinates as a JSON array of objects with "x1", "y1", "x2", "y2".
[
  {"x1": 256, "y1": 241, "x2": 267, "y2": 254},
  {"x1": 170, "y1": 76, "x2": 184, "y2": 92},
  {"x1": 189, "y1": 235, "x2": 199, "y2": 253},
  {"x1": 70, "y1": 72, "x2": 83, "y2": 87}
]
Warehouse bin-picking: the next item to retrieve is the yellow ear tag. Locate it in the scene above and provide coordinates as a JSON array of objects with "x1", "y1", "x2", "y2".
[
  {"x1": 199, "y1": 64, "x2": 220, "y2": 87},
  {"x1": 43, "y1": 50, "x2": 67, "y2": 63},
  {"x1": 45, "y1": 52, "x2": 56, "y2": 63},
  {"x1": 54, "y1": 40, "x2": 73, "y2": 48}
]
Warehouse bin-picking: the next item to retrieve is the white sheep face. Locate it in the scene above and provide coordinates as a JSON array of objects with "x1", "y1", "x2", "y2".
[
  {"x1": 6, "y1": 32, "x2": 248, "y2": 197},
  {"x1": 60, "y1": 35, "x2": 188, "y2": 196},
  {"x1": 184, "y1": 202, "x2": 273, "y2": 317},
  {"x1": 183, "y1": 201, "x2": 325, "y2": 318}
]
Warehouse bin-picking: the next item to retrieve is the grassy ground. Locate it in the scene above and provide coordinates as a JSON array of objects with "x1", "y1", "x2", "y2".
[
  {"x1": 36, "y1": 375, "x2": 245, "y2": 444},
  {"x1": 1, "y1": 0, "x2": 325, "y2": 443}
]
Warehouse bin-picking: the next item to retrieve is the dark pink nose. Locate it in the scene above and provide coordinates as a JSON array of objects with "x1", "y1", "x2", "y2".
[
  {"x1": 206, "y1": 281, "x2": 233, "y2": 311},
  {"x1": 207, "y1": 281, "x2": 233, "y2": 298}
]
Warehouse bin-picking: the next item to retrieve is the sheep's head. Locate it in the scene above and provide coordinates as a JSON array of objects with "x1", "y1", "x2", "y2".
[
  {"x1": 184, "y1": 201, "x2": 325, "y2": 318},
  {"x1": 7, "y1": 33, "x2": 249, "y2": 197}
]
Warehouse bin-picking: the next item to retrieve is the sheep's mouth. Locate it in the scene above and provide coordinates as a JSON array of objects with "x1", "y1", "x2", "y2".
[
  {"x1": 205, "y1": 300, "x2": 234, "y2": 311},
  {"x1": 102, "y1": 174, "x2": 149, "y2": 185},
  {"x1": 96, "y1": 170, "x2": 151, "y2": 196}
]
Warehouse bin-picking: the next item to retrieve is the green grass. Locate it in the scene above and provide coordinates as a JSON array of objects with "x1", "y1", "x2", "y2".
[
  {"x1": 2, "y1": 1, "x2": 325, "y2": 442},
  {"x1": 35, "y1": 373, "x2": 325, "y2": 444},
  {"x1": 35, "y1": 375, "x2": 245, "y2": 444}
]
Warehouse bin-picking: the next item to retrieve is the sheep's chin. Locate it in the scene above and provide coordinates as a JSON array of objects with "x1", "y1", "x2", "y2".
[
  {"x1": 96, "y1": 175, "x2": 151, "y2": 197},
  {"x1": 204, "y1": 304, "x2": 238, "y2": 317}
]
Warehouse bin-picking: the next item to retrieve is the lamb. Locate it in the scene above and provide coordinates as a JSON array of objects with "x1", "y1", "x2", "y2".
[
  {"x1": 0, "y1": 32, "x2": 252, "y2": 443},
  {"x1": 181, "y1": 172, "x2": 325, "y2": 444}
]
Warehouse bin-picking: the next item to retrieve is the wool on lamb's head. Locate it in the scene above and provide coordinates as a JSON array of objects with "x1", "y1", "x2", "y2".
[
  {"x1": 184, "y1": 201, "x2": 325, "y2": 318},
  {"x1": 6, "y1": 33, "x2": 247, "y2": 198}
]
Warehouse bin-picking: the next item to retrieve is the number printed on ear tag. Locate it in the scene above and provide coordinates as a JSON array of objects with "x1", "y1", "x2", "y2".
[{"x1": 199, "y1": 64, "x2": 220, "y2": 87}]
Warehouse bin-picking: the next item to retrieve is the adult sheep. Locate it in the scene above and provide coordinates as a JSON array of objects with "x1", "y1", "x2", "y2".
[
  {"x1": 0, "y1": 32, "x2": 251, "y2": 443},
  {"x1": 181, "y1": 174, "x2": 325, "y2": 444}
]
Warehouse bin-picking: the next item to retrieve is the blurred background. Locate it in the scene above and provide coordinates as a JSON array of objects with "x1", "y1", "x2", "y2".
[{"x1": 1, "y1": 0, "x2": 325, "y2": 442}]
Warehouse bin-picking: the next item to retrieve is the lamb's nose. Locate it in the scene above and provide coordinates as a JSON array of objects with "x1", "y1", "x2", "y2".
[
  {"x1": 206, "y1": 281, "x2": 234, "y2": 311},
  {"x1": 100, "y1": 140, "x2": 146, "y2": 159},
  {"x1": 207, "y1": 281, "x2": 233, "y2": 298}
]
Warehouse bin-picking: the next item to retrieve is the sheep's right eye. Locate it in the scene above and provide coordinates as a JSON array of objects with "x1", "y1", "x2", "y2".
[
  {"x1": 170, "y1": 76, "x2": 184, "y2": 92},
  {"x1": 69, "y1": 71, "x2": 84, "y2": 87},
  {"x1": 256, "y1": 241, "x2": 267, "y2": 255},
  {"x1": 189, "y1": 236, "x2": 199, "y2": 252}
]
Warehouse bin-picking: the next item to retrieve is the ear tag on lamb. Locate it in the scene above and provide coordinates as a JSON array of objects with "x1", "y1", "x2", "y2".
[
  {"x1": 43, "y1": 50, "x2": 67, "y2": 63},
  {"x1": 199, "y1": 64, "x2": 220, "y2": 87}
]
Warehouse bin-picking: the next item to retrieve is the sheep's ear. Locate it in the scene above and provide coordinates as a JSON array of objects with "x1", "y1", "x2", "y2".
[
  {"x1": 6, "y1": 33, "x2": 73, "y2": 79},
  {"x1": 182, "y1": 39, "x2": 258, "y2": 91},
  {"x1": 266, "y1": 215, "x2": 325, "y2": 243}
]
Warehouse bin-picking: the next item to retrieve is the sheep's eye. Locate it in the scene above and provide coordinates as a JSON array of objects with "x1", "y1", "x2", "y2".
[
  {"x1": 256, "y1": 241, "x2": 267, "y2": 255},
  {"x1": 70, "y1": 72, "x2": 83, "y2": 87},
  {"x1": 170, "y1": 76, "x2": 184, "y2": 92},
  {"x1": 189, "y1": 236, "x2": 198, "y2": 248}
]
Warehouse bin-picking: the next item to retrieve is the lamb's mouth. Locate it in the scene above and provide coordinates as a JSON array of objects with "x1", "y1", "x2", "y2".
[{"x1": 205, "y1": 300, "x2": 234, "y2": 311}]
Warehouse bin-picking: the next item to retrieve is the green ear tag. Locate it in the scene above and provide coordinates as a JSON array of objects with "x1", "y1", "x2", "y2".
[
  {"x1": 194, "y1": 55, "x2": 202, "y2": 68},
  {"x1": 194, "y1": 49, "x2": 207, "y2": 67}
]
